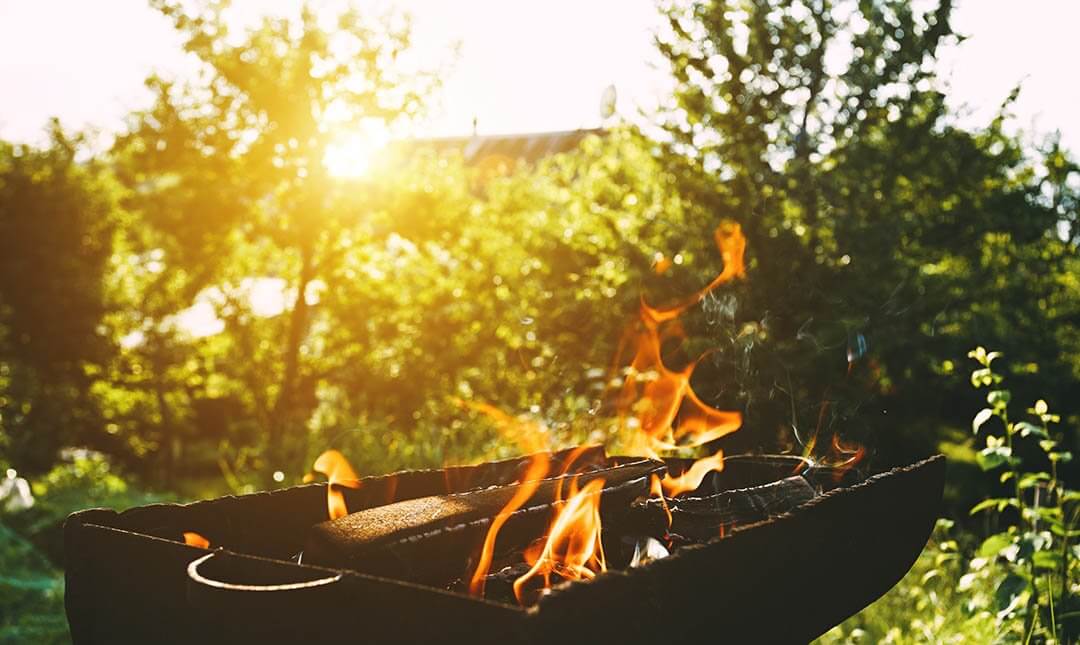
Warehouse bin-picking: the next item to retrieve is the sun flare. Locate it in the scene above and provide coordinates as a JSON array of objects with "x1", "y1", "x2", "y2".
[{"x1": 323, "y1": 128, "x2": 389, "y2": 179}]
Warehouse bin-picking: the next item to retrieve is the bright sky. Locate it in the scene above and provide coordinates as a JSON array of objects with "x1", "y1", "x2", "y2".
[{"x1": 0, "y1": 0, "x2": 1077, "y2": 151}]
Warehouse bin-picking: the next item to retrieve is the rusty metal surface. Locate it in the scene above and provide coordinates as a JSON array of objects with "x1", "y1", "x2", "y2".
[{"x1": 64, "y1": 454, "x2": 945, "y2": 644}]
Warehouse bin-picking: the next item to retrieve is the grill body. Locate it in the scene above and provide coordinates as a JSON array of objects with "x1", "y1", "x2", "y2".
[{"x1": 64, "y1": 453, "x2": 944, "y2": 644}]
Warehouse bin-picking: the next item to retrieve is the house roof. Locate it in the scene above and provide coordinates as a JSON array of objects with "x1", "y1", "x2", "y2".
[{"x1": 398, "y1": 128, "x2": 604, "y2": 166}]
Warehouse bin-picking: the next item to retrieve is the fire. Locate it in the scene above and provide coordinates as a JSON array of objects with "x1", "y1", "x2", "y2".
[
  {"x1": 455, "y1": 221, "x2": 746, "y2": 603},
  {"x1": 649, "y1": 473, "x2": 672, "y2": 531},
  {"x1": 513, "y1": 477, "x2": 607, "y2": 603},
  {"x1": 463, "y1": 221, "x2": 748, "y2": 603},
  {"x1": 313, "y1": 449, "x2": 361, "y2": 520},
  {"x1": 661, "y1": 450, "x2": 726, "y2": 497},
  {"x1": 183, "y1": 531, "x2": 210, "y2": 549},
  {"x1": 829, "y1": 434, "x2": 866, "y2": 480},
  {"x1": 461, "y1": 399, "x2": 555, "y2": 596},
  {"x1": 615, "y1": 223, "x2": 745, "y2": 459},
  {"x1": 468, "y1": 451, "x2": 551, "y2": 596},
  {"x1": 610, "y1": 221, "x2": 745, "y2": 505}
]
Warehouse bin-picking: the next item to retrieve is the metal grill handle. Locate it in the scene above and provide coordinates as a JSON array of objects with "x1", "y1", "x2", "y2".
[{"x1": 186, "y1": 551, "x2": 343, "y2": 617}]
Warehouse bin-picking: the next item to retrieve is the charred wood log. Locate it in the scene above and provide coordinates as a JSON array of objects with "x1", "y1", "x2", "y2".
[{"x1": 304, "y1": 459, "x2": 664, "y2": 584}]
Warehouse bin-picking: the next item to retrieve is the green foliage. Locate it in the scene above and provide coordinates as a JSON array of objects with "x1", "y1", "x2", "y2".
[
  {"x1": 821, "y1": 350, "x2": 1078, "y2": 644},
  {"x1": 0, "y1": 451, "x2": 160, "y2": 643},
  {"x1": 818, "y1": 520, "x2": 998, "y2": 644},
  {"x1": 0, "y1": 521, "x2": 67, "y2": 644},
  {"x1": 0, "y1": 125, "x2": 121, "y2": 473},
  {"x1": 964, "y1": 348, "x2": 1078, "y2": 642},
  {"x1": 654, "y1": 0, "x2": 1080, "y2": 475}
]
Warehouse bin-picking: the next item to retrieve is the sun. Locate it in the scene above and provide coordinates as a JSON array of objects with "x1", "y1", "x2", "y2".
[{"x1": 323, "y1": 125, "x2": 390, "y2": 179}]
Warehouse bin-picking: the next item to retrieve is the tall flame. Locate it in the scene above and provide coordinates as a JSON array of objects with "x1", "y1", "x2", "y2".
[
  {"x1": 513, "y1": 477, "x2": 607, "y2": 603},
  {"x1": 467, "y1": 220, "x2": 748, "y2": 602},
  {"x1": 455, "y1": 220, "x2": 751, "y2": 603},
  {"x1": 613, "y1": 221, "x2": 746, "y2": 497},
  {"x1": 468, "y1": 451, "x2": 550, "y2": 596},
  {"x1": 461, "y1": 399, "x2": 554, "y2": 596},
  {"x1": 313, "y1": 449, "x2": 361, "y2": 520}
]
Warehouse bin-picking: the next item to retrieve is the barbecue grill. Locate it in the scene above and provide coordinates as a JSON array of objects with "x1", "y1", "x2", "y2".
[{"x1": 64, "y1": 449, "x2": 945, "y2": 644}]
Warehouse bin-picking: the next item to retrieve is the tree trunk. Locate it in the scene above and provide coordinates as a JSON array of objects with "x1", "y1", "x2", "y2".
[{"x1": 268, "y1": 240, "x2": 315, "y2": 479}]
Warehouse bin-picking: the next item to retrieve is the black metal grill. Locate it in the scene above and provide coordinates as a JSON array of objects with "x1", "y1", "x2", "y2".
[{"x1": 63, "y1": 451, "x2": 944, "y2": 644}]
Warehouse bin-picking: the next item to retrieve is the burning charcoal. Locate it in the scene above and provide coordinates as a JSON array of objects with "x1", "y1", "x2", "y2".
[
  {"x1": 665, "y1": 475, "x2": 817, "y2": 541},
  {"x1": 459, "y1": 562, "x2": 533, "y2": 605},
  {"x1": 616, "y1": 473, "x2": 819, "y2": 544},
  {"x1": 303, "y1": 459, "x2": 664, "y2": 585}
]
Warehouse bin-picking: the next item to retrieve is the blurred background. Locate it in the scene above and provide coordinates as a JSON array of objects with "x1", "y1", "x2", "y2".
[{"x1": 0, "y1": 0, "x2": 1077, "y2": 641}]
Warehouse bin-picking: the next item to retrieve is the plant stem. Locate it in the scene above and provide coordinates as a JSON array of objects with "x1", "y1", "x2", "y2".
[{"x1": 1047, "y1": 574, "x2": 1057, "y2": 643}]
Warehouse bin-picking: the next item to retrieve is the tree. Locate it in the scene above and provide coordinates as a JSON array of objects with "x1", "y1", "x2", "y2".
[
  {"x1": 0, "y1": 125, "x2": 119, "y2": 472},
  {"x1": 111, "y1": 1, "x2": 437, "y2": 477},
  {"x1": 654, "y1": 0, "x2": 1079, "y2": 472}
]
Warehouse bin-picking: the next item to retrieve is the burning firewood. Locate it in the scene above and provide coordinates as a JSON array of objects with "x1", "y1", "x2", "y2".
[
  {"x1": 632, "y1": 474, "x2": 818, "y2": 541},
  {"x1": 303, "y1": 459, "x2": 664, "y2": 585}
]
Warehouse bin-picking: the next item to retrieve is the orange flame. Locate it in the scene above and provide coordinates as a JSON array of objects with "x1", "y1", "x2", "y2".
[
  {"x1": 643, "y1": 221, "x2": 746, "y2": 323},
  {"x1": 513, "y1": 477, "x2": 607, "y2": 603},
  {"x1": 649, "y1": 473, "x2": 672, "y2": 531},
  {"x1": 468, "y1": 451, "x2": 551, "y2": 596},
  {"x1": 465, "y1": 221, "x2": 748, "y2": 601},
  {"x1": 183, "y1": 531, "x2": 210, "y2": 549},
  {"x1": 462, "y1": 399, "x2": 553, "y2": 596},
  {"x1": 661, "y1": 450, "x2": 726, "y2": 497},
  {"x1": 313, "y1": 449, "x2": 361, "y2": 520},
  {"x1": 829, "y1": 434, "x2": 865, "y2": 481},
  {"x1": 606, "y1": 221, "x2": 744, "y2": 506},
  {"x1": 652, "y1": 253, "x2": 673, "y2": 274}
]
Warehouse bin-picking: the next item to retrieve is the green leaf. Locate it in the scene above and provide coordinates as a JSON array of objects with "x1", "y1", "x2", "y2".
[
  {"x1": 1039, "y1": 439, "x2": 1058, "y2": 453},
  {"x1": 1014, "y1": 421, "x2": 1046, "y2": 438},
  {"x1": 978, "y1": 532, "x2": 1015, "y2": 558},
  {"x1": 972, "y1": 408, "x2": 994, "y2": 434},
  {"x1": 1033, "y1": 399, "x2": 1048, "y2": 415},
  {"x1": 976, "y1": 445, "x2": 1011, "y2": 471},
  {"x1": 987, "y1": 389, "x2": 1011, "y2": 406},
  {"x1": 994, "y1": 573, "x2": 1030, "y2": 614},
  {"x1": 968, "y1": 346, "x2": 987, "y2": 363},
  {"x1": 1050, "y1": 524, "x2": 1080, "y2": 538},
  {"x1": 1034, "y1": 506, "x2": 1062, "y2": 524},
  {"x1": 970, "y1": 498, "x2": 1014, "y2": 515},
  {"x1": 1032, "y1": 550, "x2": 1062, "y2": 570},
  {"x1": 1018, "y1": 531, "x2": 1051, "y2": 558},
  {"x1": 1000, "y1": 470, "x2": 1015, "y2": 483},
  {"x1": 1017, "y1": 472, "x2": 1050, "y2": 489}
]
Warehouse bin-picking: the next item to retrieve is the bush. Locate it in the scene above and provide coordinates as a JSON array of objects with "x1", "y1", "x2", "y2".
[
  {"x1": 820, "y1": 348, "x2": 1078, "y2": 644},
  {"x1": 0, "y1": 450, "x2": 163, "y2": 642}
]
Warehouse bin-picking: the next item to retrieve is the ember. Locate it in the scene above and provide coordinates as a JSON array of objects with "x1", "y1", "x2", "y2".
[{"x1": 183, "y1": 531, "x2": 210, "y2": 549}]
